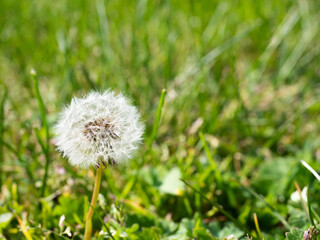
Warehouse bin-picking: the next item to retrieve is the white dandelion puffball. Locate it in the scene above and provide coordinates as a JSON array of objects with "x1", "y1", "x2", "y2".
[{"x1": 55, "y1": 90, "x2": 144, "y2": 168}]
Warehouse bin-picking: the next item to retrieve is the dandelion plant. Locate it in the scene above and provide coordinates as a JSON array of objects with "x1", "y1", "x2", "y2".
[{"x1": 54, "y1": 90, "x2": 144, "y2": 239}]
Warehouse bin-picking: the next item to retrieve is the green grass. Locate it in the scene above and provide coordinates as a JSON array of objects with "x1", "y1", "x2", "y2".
[{"x1": 1, "y1": 0, "x2": 320, "y2": 239}]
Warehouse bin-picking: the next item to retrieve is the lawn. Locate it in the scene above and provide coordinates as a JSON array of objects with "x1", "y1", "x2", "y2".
[{"x1": 1, "y1": 0, "x2": 320, "y2": 239}]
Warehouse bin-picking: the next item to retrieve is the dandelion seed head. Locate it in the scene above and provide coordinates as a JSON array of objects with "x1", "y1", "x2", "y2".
[{"x1": 54, "y1": 90, "x2": 144, "y2": 168}]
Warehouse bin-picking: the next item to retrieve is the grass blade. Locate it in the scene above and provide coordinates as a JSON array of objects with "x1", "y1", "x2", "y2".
[
  {"x1": 277, "y1": 23, "x2": 316, "y2": 82},
  {"x1": 31, "y1": 70, "x2": 49, "y2": 147},
  {"x1": 95, "y1": 0, "x2": 112, "y2": 62},
  {"x1": 0, "y1": 87, "x2": 7, "y2": 187},
  {"x1": 124, "y1": 89, "x2": 167, "y2": 197},
  {"x1": 301, "y1": 160, "x2": 320, "y2": 182},
  {"x1": 307, "y1": 184, "x2": 315, "y2": 227},
  {"x1": 16, "y1": 215, "x2": 33, "y2": 240},
  {"x1": 31, "y1": 69, "x2": 50, "y2": 197},
  {"x1": 147, "y1": 89, "x2": 167, "y2": 150},
  {"x1": 260, "y1": 9, "x2": 299, "y2": 65},
  {"x1": 34, "y1": 128, "x2": 47, "y2": 155},
  {"x1": 199, "y1": 132, "x2": 222, "y2": 184},
  {"x1": 253, "y1": 213, "x2": 263, "y2": 239},
  {"x1": 248, "y1": 9, "x2": 299, "y2": 83},
  {"x1": 201, "y1": 19, "x2": 261, "y2": 66},
  {"x1": 98, "y1": 217, "x2": 115, "y2": 240}
]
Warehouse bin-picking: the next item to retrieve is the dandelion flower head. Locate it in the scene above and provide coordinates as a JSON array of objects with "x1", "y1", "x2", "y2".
[{"x1": 55, "y1": 90, "x2": 144, "y2": 168}]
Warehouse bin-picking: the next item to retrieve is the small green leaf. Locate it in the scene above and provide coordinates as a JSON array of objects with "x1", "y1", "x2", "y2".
[
  {"x1": 0, "y1": 212, "x2": 13, "y2": 229},
  {"x1": 218, "y1": 223, "x2": 244, "y2": 239},
  {"x1": 159, "y1": 167, "x2": 184, "y2": 196}
]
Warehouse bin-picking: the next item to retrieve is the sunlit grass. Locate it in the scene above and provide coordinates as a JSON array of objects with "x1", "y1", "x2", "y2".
[{"x1": 1, "y1": 0, "x2": 320, "y2": 239}]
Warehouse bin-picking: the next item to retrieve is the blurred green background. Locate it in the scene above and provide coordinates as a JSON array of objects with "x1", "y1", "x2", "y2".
[{"x1": 1, "y1": 0, "x2": 320, "y2": 239}]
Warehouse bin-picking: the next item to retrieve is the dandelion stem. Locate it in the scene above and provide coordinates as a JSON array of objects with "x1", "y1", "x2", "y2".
[{"x1": 84, "y1": 164, "x2": 102, "y2": 240}]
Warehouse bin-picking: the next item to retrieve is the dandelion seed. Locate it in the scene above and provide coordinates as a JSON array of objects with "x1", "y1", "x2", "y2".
[{"x1": 54, "y1": 90, "x2": 144, "y2": 168}]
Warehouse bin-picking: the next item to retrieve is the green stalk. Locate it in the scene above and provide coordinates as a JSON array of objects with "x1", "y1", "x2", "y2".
[
  {"x1": 199, "y1": 132, "x2": 222, "y2": 184},
  {"x1": 31, "y1": 70, "x2": 50, "y2": 197},
  {"x1": 84, "y1": 165, "x2": 102, "y2": 240},
  {"x1": 0, "y1": 88, "x2": 7, "y2": 187},
  {"x1": 147, "y1": 89, "x2": 167, "y2": 150}
]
